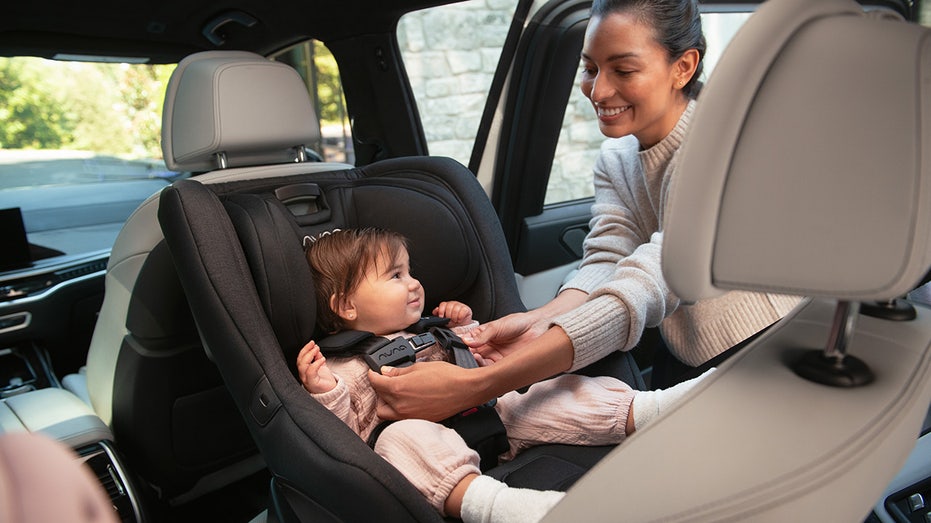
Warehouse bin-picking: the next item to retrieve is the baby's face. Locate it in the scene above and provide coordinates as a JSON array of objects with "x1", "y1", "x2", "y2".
[{"x1": 345, "y1": 246, "x2": 425, "y2": 335}]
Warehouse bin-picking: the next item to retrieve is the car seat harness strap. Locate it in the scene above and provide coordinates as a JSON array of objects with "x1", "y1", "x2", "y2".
[{"x1": 318, "y1": 316, "x2": 509, "y2": 470}]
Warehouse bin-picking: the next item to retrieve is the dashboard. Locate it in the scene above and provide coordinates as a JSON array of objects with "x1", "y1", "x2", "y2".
[{"x1": 0, "y1": 250, "x2": 109, "y2": 393}]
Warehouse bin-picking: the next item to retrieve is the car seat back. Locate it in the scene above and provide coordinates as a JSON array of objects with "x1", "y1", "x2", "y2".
[
  {"x1": 156, "y1": 45, "x2": 651, "y2": 519},
  {"x1": 546, "y1": 1, "x2": 931, "y2": 521},
  {"x1": 75, "y1": 50, "x2": 350, "y2": 503},
  {"x1": 158, "y1": 155, "x2": 527, "y2": 521}
]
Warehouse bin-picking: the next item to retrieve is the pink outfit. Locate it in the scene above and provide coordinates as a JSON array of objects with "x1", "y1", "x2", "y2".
[{"x1": 309, "y1": 323, "x2": 636, "y2": 515}]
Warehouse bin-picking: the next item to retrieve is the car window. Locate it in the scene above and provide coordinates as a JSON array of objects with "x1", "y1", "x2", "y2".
[
  {"x1": 0, "y1": 57, "x2": 179, "y2": 261},
  {"x1": 546, "y1": 10, "x2": 752, "y2": 205},
  {"x1": 398, "y1": 0, "x2": 519, "y2": 167},
  {"x1": 0, "y1": 42, "x2": 349, "y2": 269},
  {"x1": 270, "y1": 41, "x2": 354, "y2": 164}
]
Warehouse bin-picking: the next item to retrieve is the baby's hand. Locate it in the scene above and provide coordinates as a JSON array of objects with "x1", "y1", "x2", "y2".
[
  {"x1": 433, "y1": 301, "x2": 473, "y2": 327},
  {"x1": 296, "y1": 340, "x2": 337, "y2": 394},
  {"x1": 470, "y1": 347, "x2": 495, "y2": 367}
]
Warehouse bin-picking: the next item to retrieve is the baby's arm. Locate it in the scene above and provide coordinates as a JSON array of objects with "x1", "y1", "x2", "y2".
[
  {"x1": 296, "y1": 340, "x2": 338, "y2": 393},
  {"x1": 433, "y1": 300, "x2": 473, "y2": 327}
]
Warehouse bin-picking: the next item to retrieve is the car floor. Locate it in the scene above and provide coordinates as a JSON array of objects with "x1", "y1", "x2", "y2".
[{"x1": 163, "y1": 468, "x2": 272, "y2": 523}]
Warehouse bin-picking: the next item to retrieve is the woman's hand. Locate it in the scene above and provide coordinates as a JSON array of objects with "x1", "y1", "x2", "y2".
[
  {"x1": 371, "y1": 328, "x2": 576, "y2": 421},
  {"x1": 461, "y1": 311, "x2": 548, "y2": 363},
  {"x1": 369, "y1": 362, "x2": 485, "y2": 421},
  {"x1": 296, "y1": 341, "x2": 337, "y2": 394}
]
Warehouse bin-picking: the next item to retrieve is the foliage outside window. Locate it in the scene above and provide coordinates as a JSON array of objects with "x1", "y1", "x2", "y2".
[
  {"x1": 272, "y1": 41, "x2": 354, "y2": 164},
  {"x1": 0, "y1": 58, "x2": 173, "y2": 160}
]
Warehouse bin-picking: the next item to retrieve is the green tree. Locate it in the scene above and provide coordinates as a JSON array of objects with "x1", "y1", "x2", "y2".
[
  {"x1": 118, "y1": 64, "x2": 175, "y2": 157},
  {"x1": 0, "y1": 57, "x2": 173, "y2": 158},
  {"x1": 0, "y1": 58, "x2": 76, "y2": 148},
  {"x1": 313, "y1": 41, "x2": 346, "y2": 126}
]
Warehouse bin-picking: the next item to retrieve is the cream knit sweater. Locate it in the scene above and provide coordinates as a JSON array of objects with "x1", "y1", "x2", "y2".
[{"x1": 554, "y1": 101, "x2": 799, "y2": 369}]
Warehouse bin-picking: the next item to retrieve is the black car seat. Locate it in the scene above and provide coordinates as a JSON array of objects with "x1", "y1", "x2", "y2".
[
  {"x1": 156, "y1": 51, "x2": 645, "y2": 521},
  {"x1": 545, "y1": 0, "x2": 931, "y2": 521},
  {"x1": 61, "y1": 50, "x2": 352, "y2": 504}
]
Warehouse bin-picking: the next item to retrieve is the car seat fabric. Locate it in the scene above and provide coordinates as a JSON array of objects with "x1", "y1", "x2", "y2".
[
  {"x1": 158, "y1": 152, "x2": 645, "y2": 520},
  {"x1": 158, "y1": 160, "x2": 495, "y2": 522},
  {"x1": 152, "y1": 46, "x2": 650, "y2": 520}
]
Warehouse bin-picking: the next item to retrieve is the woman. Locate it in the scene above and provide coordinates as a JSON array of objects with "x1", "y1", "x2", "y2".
[{"x1": 370, "y1": 0, "x2": 798, "y2": 423}]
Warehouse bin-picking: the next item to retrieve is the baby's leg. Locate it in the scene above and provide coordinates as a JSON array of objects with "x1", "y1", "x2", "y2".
[
  {"x1": 631, "y1": 368, "x2": 713, "y2": 430},
  {"x1": 461, "y1": 475, "x2": 564, "y2": 523},
  {"x1": 373, "y1": 419, "x2": 480, "y2": 516},
  {"x1": 374, "y1": 419, "x2": 564, "y2": 522},
  {"x1": 496, "y1": 374, "x2": 636, "y2": 459}
]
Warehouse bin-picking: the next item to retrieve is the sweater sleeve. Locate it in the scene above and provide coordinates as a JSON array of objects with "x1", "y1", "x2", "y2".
[
  {"x1": 561, "y1": 136, "x2": 655, "y2": 295},
  {"x1": 309, "y1": 375, "x2": 360, "y2": 433},
  {"x1": 554, "y1": 231, "x2": 679, "y2": 372}
]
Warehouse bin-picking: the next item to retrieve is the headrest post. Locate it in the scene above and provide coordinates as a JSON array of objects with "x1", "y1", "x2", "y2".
[
  {"x1": 791, "y1": 301, "x2": 875, "y2": 388},
  {"x1": 824, "y1": 301, "x2": 858, "y2": 362},
  {"x1": 215, "y1": 151, "x2": 229, "y2": 170},
  {"x1": 293, "y1": 145, "x2": 308, "y2": 163}
]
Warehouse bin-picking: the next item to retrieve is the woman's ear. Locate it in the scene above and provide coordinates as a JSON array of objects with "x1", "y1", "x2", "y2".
[{"x1": 675, "y1": 48, "x2": 700, "y2": 87}]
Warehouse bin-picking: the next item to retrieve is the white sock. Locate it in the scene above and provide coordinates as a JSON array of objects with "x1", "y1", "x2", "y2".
[
  {"x1": 460, "y1": 475, "x2": 564, "y2": 523},
  {"x1": 632, "y1": 368, "x2": 714, "y2": 430}
]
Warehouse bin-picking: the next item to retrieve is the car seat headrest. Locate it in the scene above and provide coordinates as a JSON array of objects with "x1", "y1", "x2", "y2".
[
  {"x1": 161, "y1": 50, "x2": 322, "y2": 172},
  {"x1": 663, "y1": 0, "x2": 931, "y2": 303}
]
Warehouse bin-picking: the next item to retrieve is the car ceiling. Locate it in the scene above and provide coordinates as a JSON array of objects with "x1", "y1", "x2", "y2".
[
  {"x1": 5, "y1": 0, "x2": 922, "y2": 64},
  {"x1": 2, "y1": 0, "x2": 465, "y2": 63}
]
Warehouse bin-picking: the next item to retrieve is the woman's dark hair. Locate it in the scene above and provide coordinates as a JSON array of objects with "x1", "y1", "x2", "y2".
[{"x1": 591, "y1": 0, "x2": 706, "y2": 98}]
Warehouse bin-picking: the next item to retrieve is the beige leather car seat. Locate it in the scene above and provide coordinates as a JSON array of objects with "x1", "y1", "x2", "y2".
[{"x1": 64, "y1": 50, "x2": 350, "y2": 504}]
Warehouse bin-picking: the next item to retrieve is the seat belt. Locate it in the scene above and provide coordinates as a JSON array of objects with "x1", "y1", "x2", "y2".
[{"x1": 317, "y1": 316, "x2": 509, "y2": 471}]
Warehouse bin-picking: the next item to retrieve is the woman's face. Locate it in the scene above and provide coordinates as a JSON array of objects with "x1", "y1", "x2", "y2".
[{"x1": 580, "y1": 12, "x2": 691, "y2": 147}]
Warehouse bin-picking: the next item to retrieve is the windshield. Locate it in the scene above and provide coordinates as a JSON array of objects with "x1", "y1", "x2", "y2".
[{"x1": 0, "y1": 57, "x2": 182, "y2": 264}]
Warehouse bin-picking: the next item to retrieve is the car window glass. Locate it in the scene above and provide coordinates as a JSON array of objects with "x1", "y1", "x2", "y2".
[
  {"x1": 546, "y1": 11, "x2": 752, "y2": 205},
  {"x1": 0, "y1": 57, "x2": 179, "y2": 260},
  {"x1": 0, "y1": 41, "x2": 350, "y2": 267},
  {"x1": 271, "y1": 41, "x2": 354, "y2": 164},
  {"x1": 398, "y1": 0, "x2": 519, "y2": 167}
]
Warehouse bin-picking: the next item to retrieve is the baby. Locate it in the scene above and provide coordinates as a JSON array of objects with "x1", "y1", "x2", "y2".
[{"x1": 297, "y1": 228, "x2": 706, "y2": 523}]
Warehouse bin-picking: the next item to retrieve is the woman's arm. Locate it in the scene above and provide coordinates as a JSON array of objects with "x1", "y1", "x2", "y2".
[
  {"x1": 563, "y1": 137, "x2": 654, "y2": 294},
  {"x1": 463, "y1": 289, "x2": 588, "y2": 361},
  {"x1": 369, "y1": 327, "x2": 574, "y2": 422}
]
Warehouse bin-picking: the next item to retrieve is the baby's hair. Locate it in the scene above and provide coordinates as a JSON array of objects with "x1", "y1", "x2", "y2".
[{"x1": 305, "y1": 227, "x2": 409, "y2": 333}]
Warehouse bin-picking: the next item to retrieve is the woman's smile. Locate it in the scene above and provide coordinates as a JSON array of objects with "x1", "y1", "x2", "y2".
[{"x1": 596, "y1": 104, "x2": 632, "y2": 121}]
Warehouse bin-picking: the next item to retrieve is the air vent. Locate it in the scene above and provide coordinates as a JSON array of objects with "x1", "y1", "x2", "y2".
[
  {"x1": 55, "y1": 259, "x2": 108, "y2": 281},
  {"x1": 98, "y1": 463, "x2": 126, "y2": 499},
  {"x1": 77, "y1": 443, "x2": 140, "y2": 523},
  {"x1": 0, "y1": 258, "x2": 107, "y2": 302}
]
